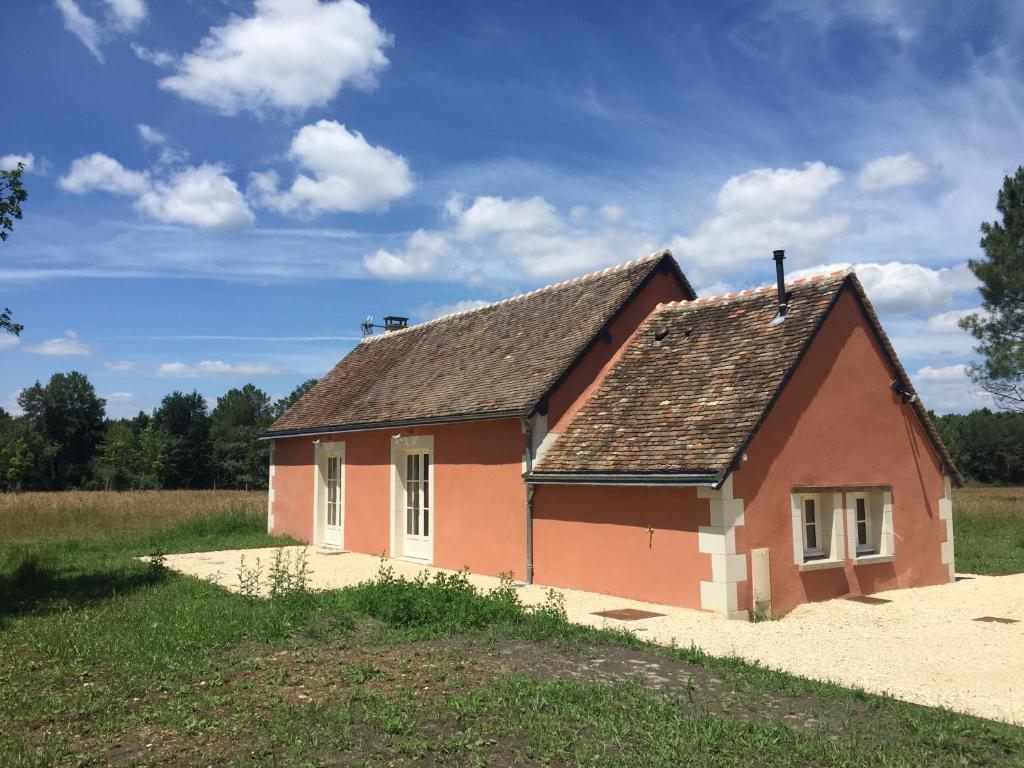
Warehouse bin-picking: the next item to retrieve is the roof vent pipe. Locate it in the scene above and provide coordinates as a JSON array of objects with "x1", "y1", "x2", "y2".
[{"x1": 771, "y1": 249, "x2": 788, "y2": 325}]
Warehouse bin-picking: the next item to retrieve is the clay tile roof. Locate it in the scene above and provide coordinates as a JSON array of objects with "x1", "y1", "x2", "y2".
[
  {"x1": 532, "y1": 270, "x2": 958, "y2": 482},
  {"x1": 266, "y1": 250, "x2": 694, "y2": 436}
]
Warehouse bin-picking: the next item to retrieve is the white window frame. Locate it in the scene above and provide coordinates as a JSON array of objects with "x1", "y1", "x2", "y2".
[
  {"x1": 791, "y1": 490, "x2": 844, "y2": 569},
  {"x1": 389, "y1": 434, "x2": 435, "y2": 563},
  {"x1": 851, "y1": 493, "x2": 873, "y2": 554},
  {"x1": 802, "y1": 496, "x2": 824, "y2": 559},
  {"x1": 312, "y1": 440, "x2": 345, "y2": 548},
  {"x1": 846, "y1": 488, "x2": 895, "y2": 563}
]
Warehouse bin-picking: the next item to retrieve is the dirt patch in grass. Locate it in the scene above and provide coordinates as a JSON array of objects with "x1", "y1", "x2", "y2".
[{"x1": 75, "y1": 623, "x2": 1019, "y2": 767}]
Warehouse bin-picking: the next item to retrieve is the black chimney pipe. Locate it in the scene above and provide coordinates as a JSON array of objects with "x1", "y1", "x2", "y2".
[{"x1": 772, "y1": 249, "x2": 787, "y2": 318}]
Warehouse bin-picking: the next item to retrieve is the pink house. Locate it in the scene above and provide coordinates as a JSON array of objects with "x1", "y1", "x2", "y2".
[{"x1": 264, "y1": 250, "x2": 958, "y2": 617}]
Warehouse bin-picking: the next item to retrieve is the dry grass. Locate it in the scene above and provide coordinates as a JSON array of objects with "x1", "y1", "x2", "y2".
[
  {"x1": 953, "y1": 486, "x2": 1024, "y2": 518},
  {"x1": 0, "y1": 490, "x2": 265, "y2": 542}
]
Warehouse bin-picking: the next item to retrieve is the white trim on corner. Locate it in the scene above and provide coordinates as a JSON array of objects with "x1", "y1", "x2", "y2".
[
  {"x1": 939, "y1": 474, "x2": 955, "y2": 582},
  {"x1": 697, "y1": 475, "x2": 748, "y2": 620}
]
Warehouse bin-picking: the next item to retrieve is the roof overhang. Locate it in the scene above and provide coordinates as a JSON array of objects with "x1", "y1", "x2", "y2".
[
  {"x1": 260, "y1": 408, "x2": 530, "y2": 440},
  {"x1": 525, "y1": 471, "x2": 720, "y2": 488}
]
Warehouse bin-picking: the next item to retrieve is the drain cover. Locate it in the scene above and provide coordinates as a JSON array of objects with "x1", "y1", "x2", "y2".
[
  {"x1": 974, "y1": 616, "x2": 1019, "y2": 624},
  {"x1": 592, "y1": 608, "x2": 665, "y2": 621},
  {"x1": 847, "y1": 595, "x2": 892, "y2": 605}
]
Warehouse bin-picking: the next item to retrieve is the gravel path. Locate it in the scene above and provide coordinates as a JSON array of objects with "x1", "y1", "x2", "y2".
[{"x1": 163, "y1": 547, "x2": 1024, "y2": 725}]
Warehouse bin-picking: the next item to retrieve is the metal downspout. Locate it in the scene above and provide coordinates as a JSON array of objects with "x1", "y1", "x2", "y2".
[{"x1": 523, "y1": 418, "x2": 535, "y2": 585}]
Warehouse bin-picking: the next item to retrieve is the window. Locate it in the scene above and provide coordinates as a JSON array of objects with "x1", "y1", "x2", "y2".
[
  {"x1": 793, "y1": 490, "x2": 843, "y2": 567},
  {"x1": 803, "y1": 497, "x2": 823, "y2": 558},
  {"x1": 855, "y1": 496, "x2": 871, "y2": 553},
  {"x1": 846, "y1": 489, "x2": 893, "y2": 561},
  {"x1": 326, "y1": 456, "x2": 340, "y2": 527}
]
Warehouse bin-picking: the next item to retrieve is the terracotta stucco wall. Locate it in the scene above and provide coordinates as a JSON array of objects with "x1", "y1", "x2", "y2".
[
  {"x1": 546, "y1": 264, "x2": 688, "y2": 433},
  {"x1": 270, "y1": 418, "x2": 529, "y2": 578},
  {"x1": 732, "y1": 288, "x2": 950, "y2": 614},
  {"x1": 531, "y1": 484, "x2": 711, "y2": 608}
]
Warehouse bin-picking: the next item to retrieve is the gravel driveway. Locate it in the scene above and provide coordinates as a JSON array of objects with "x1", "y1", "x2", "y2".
[{"x1": 162, "y1": 547, "x2": 1024, "y2": 725}]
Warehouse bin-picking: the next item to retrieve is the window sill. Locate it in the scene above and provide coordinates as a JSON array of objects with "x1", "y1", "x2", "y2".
[
  {"x1": 854, "y1": 553, "x2": 895, "y2": 566},
  {"x1": 799, "y1": 558, "x2": 845, "y2": 572}
]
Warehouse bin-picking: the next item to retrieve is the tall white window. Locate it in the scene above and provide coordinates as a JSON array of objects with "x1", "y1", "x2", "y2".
[
  {"x1": 803, "y1": 497, "x2": 823, "y2": 559},
  {"x1": 326, "y1": 456, "x2": 340, "y2": 527},
  {"x1": 855, "y1": 496, "x2": 871, "y2": 553}
]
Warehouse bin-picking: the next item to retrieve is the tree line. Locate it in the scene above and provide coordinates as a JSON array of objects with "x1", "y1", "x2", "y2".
[
  {"x1": 0, "y1": 371, "x2": 316, "y2": 492},
  {"x1": 932, "y1": 409, "x2": 1024, "y2": 485}
]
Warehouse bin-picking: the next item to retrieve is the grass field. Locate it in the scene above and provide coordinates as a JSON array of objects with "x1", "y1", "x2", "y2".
[
  {"x1": 953, "y1": 486, "x2": 1024, "y2": 575},
  {"x1": 1, "y1": 490, "x2": 1022, "y2": 766}
]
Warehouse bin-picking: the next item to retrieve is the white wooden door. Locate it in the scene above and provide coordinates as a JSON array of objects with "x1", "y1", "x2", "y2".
[
  {"x1": 322, "y1": 452, "x2": 344, "y2": 547},
  {"x1": 402, "y1": 451, "x2": 431, "y2": 560}
]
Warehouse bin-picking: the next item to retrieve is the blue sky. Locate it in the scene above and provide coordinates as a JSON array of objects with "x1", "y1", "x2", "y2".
[{"x1": 3, "y1": 0, "x2": 1023, "y2": 417}]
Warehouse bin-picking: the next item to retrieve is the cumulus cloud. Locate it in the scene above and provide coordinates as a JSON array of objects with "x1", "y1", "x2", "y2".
[
  {"x1": 911, "y1": 364, "x2": 993, "y2": 414},
  {"x1": 1, "y1": 153, "x2": 34, "y2": 172},
  {"x1": 788, "y1": 261, "x2": 976, "y2": 314},
  {"x1": 59, "y1": 153, "x2": 252, "y2": 230},
  {"x1": 923, "y1": 307, "x2": 983, "y2": 334},
  {"x1": 58, "y1": 152, "x2": 149, "y2": 195},
  {"x1": 27, "y1": 330, "x2": 94, "y2": 356},
  {"x1": 857, "y1": 153, "x2": 933, "y2": 190},
  {"x1": 0, "y1": 335, "x2": 20, "y2": 351},
  {"x1": 669, "y1": 162, "x2": 850, "y2": 277},
  {"x1": 364, "y1": 193, "x2": 655, "y2": 282},
  {"x1": 158, "y1": 0, "x2": 392, "y2": 115},
  {"x1": 249, "y1": 120, "x2": 413, "y2": 216},
  {"x1": 156, "y1": 360, "x2": 282, "y2": 377},
  {"x1": 136, "y1": 164, "x2": 254, "y2": 230}
]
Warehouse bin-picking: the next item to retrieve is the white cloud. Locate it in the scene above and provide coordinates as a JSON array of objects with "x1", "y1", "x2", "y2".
[
  {"x1": 136, "y1": 164, "x2": 254, "y2": 230},
  {"x1": 102, "y1": 390, "x2": 141, "y2": 418},
  {"x1": 56, "y1": 0, "x2": 104, "y2": 61},
  {"x1": 0, "y1": 335, "x2": 20, "y2": 350},
  {"x1": 449, "y1": 195, "x2": 561, "y2": 240},
  {"x1": 27, "y1": 330, "x2": 94, "y2": 356},
  {"x1": 670, "y1": 162, "x2": 850, "y2": 277},
  {"x1": 364, "y1": 229, "x2": 452, "y2": 279},
  {"x1": 60, "y1": 154, "x2": 252, "y2": 230},
  {"x1": 1, "y1": 153, "x2": 34, "y2": 172},
  {"x1": 364, "y1": 193, "x2": 655, "y2": 282},
  {"x1": 923, "y1": 307, "x2": 983, "y2": 334},
  {"x1": 131, "y1": 43, "x2": 173, "y2": 67},
  {"x1": 156, "y1": 360, "x2": 282, "y2": 377},
  {"x1": 136, "y1": 124, "x2": 187, "y2": 165},
  {"x1": 789, "y1": 261, "x2": 976, "y2": 314},
  {"x1": 857, "y1": 153, "x2": 933, "y2": 190},
  {"x1": 136, "y1": 123, "x2": 167, "y2": 146},
  {"x1": 105, "y1": 360, "x2": 138, "y2": 372},
  {"x1": 55, "y1": 0, "x2": 148, "y2": 61},
  {"x1": 58, "y1": 152, "x2": 149, "y2": 195},
  {"x1": 249, "y1": 120, "x2": 414, "y2": 216},
  {"x1": 158, "y1": 0, "x2": 392, "y2": 115},
  {"x1": 911, "y1": 364, "x2": 994, "y2": 414},
  {"x1": 103, "y1": 0, "x2": 146, "y2": 31},
  {"x1": 415, "y1": 299, "x2": 491, "y2": 321}
]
